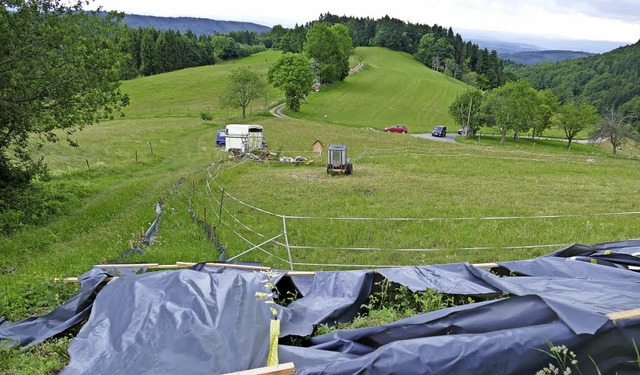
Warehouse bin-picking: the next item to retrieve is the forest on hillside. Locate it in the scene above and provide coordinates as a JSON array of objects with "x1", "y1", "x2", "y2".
[
  {"x1": 121, "y1": 12, "x2": 506, "y2": 90},
  {"x1": 511, "y1": 41, "x2": 640, "y2": 123},
  {"x1": 118, "y1": 12, "x2": 638, "y2": 124},
  {"x1": 274, "y1": 13, "x2": 507, "y2": 90}
]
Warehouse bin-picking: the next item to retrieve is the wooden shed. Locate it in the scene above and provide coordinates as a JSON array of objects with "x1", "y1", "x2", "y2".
[{"x1": 311, "y1": 140, "x2": 324, "y2": 153}]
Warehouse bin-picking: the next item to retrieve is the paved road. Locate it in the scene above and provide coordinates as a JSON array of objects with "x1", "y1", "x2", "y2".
[
  {"x1": 411, "y1": 133, "x2": 458, "y2": 143},
  {"x1": 270, "y1": 103, "x2": 290, "y2": 119},
  {"x1": 411, "y1": 132, "x2": 596, "y2": 145}
]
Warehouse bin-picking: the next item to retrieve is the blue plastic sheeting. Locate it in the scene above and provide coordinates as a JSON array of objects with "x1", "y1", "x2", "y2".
[
  {"x1": 2, "y1": 240, "x2": 640, "y2": 374},
  {"x1": 470, "y1": 259, "x2": 640, "y2": 317},
  {"x1": 376, "y1": 262, "x2": 501, "y2": 294},
  {"x1": 61, "y1": 269, "x2": 272, "y2": 375},
  {"x1": 278, "y1": 270, "x2": 373, "y2": 337},
  {"x1": 545, "y1": 240, "x2": 640, "y2": 269},
  {"x1": 0, "y1": 267, "x2": 129, "y2": 347},
  {"x1": 280, "y1": 295, "x2": 640, "y2": 375}
]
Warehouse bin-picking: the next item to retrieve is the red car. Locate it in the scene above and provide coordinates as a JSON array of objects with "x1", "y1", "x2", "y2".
[{"x1": 384, "y1": 125, "x2": 408, "y2": 134}]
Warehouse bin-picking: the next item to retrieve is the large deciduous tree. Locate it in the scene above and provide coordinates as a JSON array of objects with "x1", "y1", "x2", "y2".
[
  {"x1": 590, "y1": 107, "x2": 637, "y2": 154},
  {"x1": 448, "y1": 88, "x2": 484, "y2": 136},
  {"x1": 268, "y1": 53, "x2": 314, "y2": 112},
  {"x1": 0, "y1": 1, "x2": 129, "y2": 185},
  {"x1": 220, "y1": 67, "x2": 267, "y2": 119},
  {"x1": 481, "y1": 80, "x2": 540, "y2": 144},
  {"x1": 530, "y1": 89, "x2": 559, "y2": 140},
  {"x1": 554, "y1": 101, "x2": 600, "y2": 151},
  {"x1": 303, "y1": 22, "x2": 352, "y2": 84}
]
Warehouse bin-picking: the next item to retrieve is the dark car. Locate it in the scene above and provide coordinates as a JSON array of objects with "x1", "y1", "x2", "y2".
[
  {"x1": 432, "y1": 125, "x2": 447, "y2": 137},
  {"x1": 384, "y1": 125, "x2": 408, "y2": 134},
  {"x1": 216, "y1": 129, "x2": 226, "y2": 147}
]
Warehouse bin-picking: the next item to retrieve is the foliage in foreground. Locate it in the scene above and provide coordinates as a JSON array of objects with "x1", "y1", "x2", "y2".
[
  {"x1": 315, "y1": 279, "x2": 477, "y2": 335},
  {"x1": 1, "y1": 2, "x2": 129, "y2": 186},
  {"x1": 0, "y1": 336, "x2": 72, "y2": 375}
]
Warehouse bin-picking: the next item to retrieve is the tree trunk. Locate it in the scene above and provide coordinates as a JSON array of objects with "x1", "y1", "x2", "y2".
[
  {"x1": 567, "y1": 138, "x2": 573, "y2": 151},
  {"x1": 500, "y1": 133, "x2": 506, "y2": 145},
  {"x1": 242, "y1": 105, "x2": 246, "y2": 119}
]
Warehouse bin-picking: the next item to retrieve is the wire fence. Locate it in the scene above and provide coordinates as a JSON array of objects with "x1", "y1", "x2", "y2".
[{"x1": 202, "y1": 148, "x2": 640, "y2": 270}]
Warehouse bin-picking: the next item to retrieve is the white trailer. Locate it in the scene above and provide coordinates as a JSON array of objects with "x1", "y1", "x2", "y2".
[{"x1": 224, "y1": 124, "x2": 264, "y2": 152}]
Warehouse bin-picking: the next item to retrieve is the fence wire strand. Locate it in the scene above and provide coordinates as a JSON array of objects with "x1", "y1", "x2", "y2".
[{"x1": 203, "y1": 148, "x2": 633, "y2": 270}]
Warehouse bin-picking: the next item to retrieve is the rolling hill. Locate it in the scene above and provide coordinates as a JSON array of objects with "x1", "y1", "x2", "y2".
[
  {"x1": 513, "y1": 40, "x2": 640, "y2": 113},
  {"x1": 501, "y1": 50, "x2": 595, "y2": 66},
  {"x1": 289, "y1": 47, "x2": 468, "y2": 132},
  {"x1": 99, "y1": 11, "x2": 270, "y2": 35}
]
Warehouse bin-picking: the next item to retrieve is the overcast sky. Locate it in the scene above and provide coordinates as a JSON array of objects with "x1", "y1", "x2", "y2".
[{"x1": 87, "y1": 0, "x2": 640, "y2": 43}]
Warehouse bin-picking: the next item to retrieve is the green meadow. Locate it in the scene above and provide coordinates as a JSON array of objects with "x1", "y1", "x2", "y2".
[{"x1": 2, "y1": 47, "x2": 640, "y2": 373}]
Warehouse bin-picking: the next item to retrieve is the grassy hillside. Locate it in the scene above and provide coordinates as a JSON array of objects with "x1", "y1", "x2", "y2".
[
  {"x1": 120, "y1": 50, "x2": 283, "y2": 118},
  {"x1": 2, "y1": 47, "x2": 640, "y2": 373},
  {"x1": 289, "y1": 47, "x2": 467, "y2": 132}
]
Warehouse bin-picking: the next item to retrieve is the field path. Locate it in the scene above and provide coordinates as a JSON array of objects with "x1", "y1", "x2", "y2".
[{"x1": 270, "y1": 103, "x2": 292, "y2": 119}]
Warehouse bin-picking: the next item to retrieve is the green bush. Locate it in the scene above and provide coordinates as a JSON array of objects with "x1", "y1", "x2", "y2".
[
  {"x1": 200, "y1": 112, "x2": 213, "y2": 122},
  {"x1": 0, "y1": 180, "x2": 87, "y2": 236}
]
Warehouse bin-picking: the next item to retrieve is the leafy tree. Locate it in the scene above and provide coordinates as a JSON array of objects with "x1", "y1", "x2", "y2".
[
  {"x1": 0, "y1": 1, "x2": 129, "y2": 185},
  {"x1": 590, "y1": 108, "x2": 637, "y2": 154},
  {"x1": 303, "y1": 22, "x2": 352, "y2": 84},
  {"x1": 265, "y1": 24, "x2": 287, "y2": 49},
  {"x1": 448, "y1": 89, "x2": 484, "y2": 136},
  {"x1": 268, "y1": 53, "x2": 314, "y2": 112},
  {"x1": 530, "y1": 90, "x2": 559, "y2": 140},
  {"x1": 554, "y1": 102, "x2": 600, "y2": 151},
  {"x1": 211, "y1": 35, "x2": 238, "y2": 61},
  {"x1": 279, "y1": 25, "x2": 307, "y2": 53},
  {"x1": 481, "y1": 80, "x2": 539, "y2": 144},
  {"x1": 414, "y1": 33, "x2": 435, "y2": 66},
  {"x1": 370, "y1": 16, "x2": 410, "y2": 52},
  {"x1": 220, "y1": 67, "x2": 266, "y2": 119}
]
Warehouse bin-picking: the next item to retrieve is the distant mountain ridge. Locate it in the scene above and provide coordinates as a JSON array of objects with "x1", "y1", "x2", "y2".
[
  {"x1": 112, "y1": 12, "x2": 271, "y2": 35},
  {"x1": 501, "y1": 50, "x2": 595, "y2": 66}
]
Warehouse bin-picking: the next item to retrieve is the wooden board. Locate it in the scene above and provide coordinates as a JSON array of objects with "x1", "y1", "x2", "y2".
[{"x1": 222, "y1": 362, "x2": 295, "y2": 375}]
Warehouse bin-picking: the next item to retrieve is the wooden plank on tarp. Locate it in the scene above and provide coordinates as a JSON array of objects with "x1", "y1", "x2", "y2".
[
  {"x1": 607, "y1": 308, "x2": 640, "y2": 324},
  {"x1": 222, "y1": 362, "x2": 295, "y2": 375}
]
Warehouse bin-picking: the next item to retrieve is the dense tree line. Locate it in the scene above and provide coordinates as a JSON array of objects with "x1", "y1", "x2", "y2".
[
  {"x1": 449, "y1": 80, "x2": 639, "y2": 152},
  {"x1": 290, "y1": 13, "x2": 506, "y2": 89},
  {"x1": 120, "y1": 27, "x2": 267, "y2": 79},
  {"x1": 512, "y1": 41, "x2": 640, "y2": 127},
  {"x1": 121, "y1": 13, "x2": 507, "y2": 89}
]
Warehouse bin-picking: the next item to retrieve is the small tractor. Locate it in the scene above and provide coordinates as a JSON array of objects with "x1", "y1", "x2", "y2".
[{"x1": 326, "y1": 144, "x2": 353, "y2": 175}]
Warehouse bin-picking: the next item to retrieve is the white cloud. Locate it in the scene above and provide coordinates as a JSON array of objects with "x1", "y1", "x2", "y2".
[{"x1": 87, "y1": 0, "x2": 640, "y2": 43}]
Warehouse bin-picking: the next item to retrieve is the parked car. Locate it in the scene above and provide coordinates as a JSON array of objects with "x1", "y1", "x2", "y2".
[
  {"x1": 216, "y1": 129, "x2": 226, "y2": 147},
  {"x1": 432, "y1": 125, "x2": 447, "y2": 137},
  {"x1": 384, "y1": 125, "x2": 408, "y2": 134}
]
